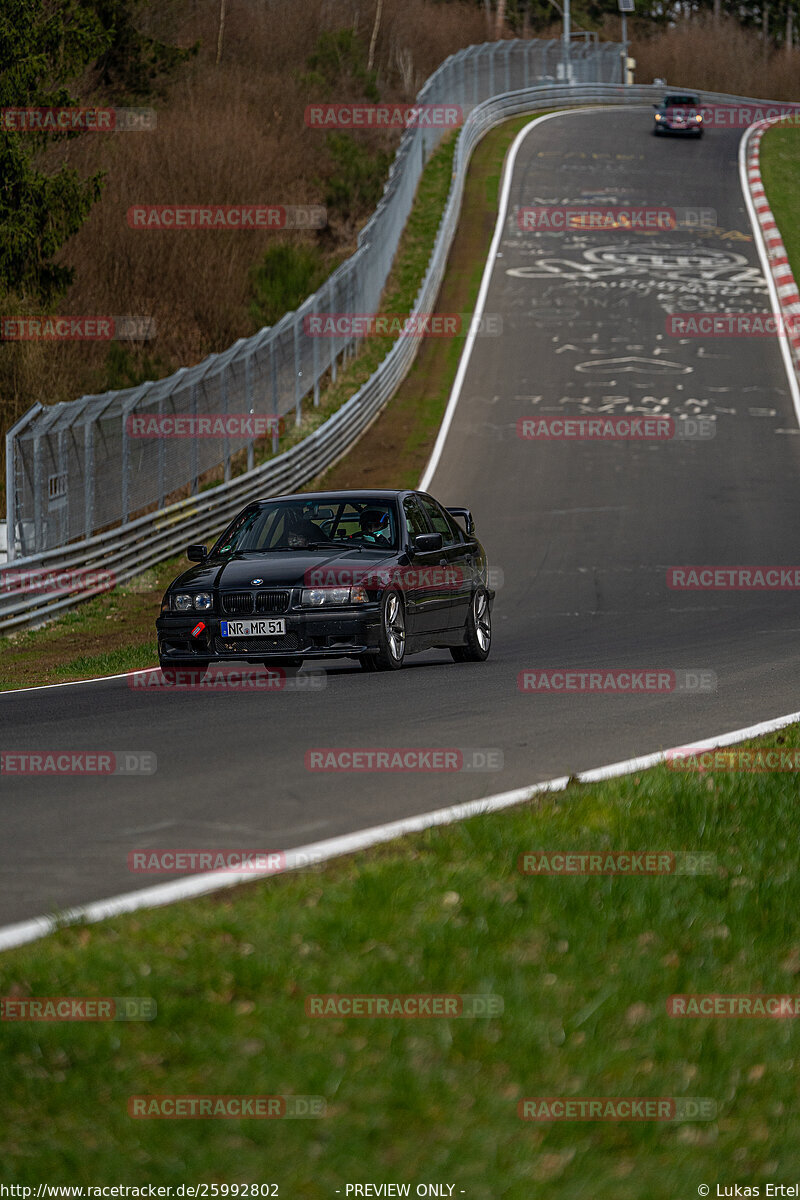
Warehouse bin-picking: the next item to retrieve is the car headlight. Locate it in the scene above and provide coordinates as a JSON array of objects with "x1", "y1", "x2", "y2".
[
  {"x1": 173, "y1": 592, "x2": 213, "y2": 611},
  {"x1": 300, "y1": 586, "x2": 368, "y2": 607},
  {"x1": 655, "y1": 114, "x2": 662, "y2": 121}
]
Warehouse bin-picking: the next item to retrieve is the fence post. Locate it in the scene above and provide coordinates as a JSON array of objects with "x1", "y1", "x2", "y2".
[
  {"x1": 222, "y1": 363, "x2": 231, "y2": 482},
  {"x1": 57, "y1": 429, "x2": 68, "y2": 545},
  {"x1": 270, "y1": 340, "x2": 280, "y2": 455},
  {"x1": 191, "y1": 381, "x2": 199, "y2": 494},
  {"x1": 245, "y1": 353, "x2": 254, "y2": 471},
  {"x1": 4, "y1": 426, "x2": 14, "y2": 562},
  {"x1": 331, "y1": 278, "x2": 338, "y2": 383},
  {"x1": 312, "y1": 297, "x2": 320, "y2": 407},
  {"x1": 157, "y1": 394, "x2": 166, "y2": 506},
  {"x1": 84, "y1": 417, "x2": 95, "y2": 542},
  {"x1": 33, "y1": 436, "x2": 43, "y2": 552},
  {"x1": 5, "y1": 403, "x2": 43, "y2": 561},
  {"x1": 294, "y1": 317, "x2": 302, "y2": 427},
  {"x1": 121, "y1": 407, "x2": 129, "y2": 525}
]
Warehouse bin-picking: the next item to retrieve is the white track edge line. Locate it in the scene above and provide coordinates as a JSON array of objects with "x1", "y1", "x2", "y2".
[
  {"x1": 739, "y1": 121, "x2": 800, "y2": 428},
  {"x1": 418, "y1": 107, "x2": 605, "y2": 491},
  {"x1": 3, "y1": 706, "x2": 800, "y2": 953},
  {"x1": 0, "y1": 669, "x2": 155, "y2": 696}
]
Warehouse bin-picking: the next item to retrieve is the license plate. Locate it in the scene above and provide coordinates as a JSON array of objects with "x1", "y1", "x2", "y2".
[{"x1": 220, "y1": 619, "x2": 286, "y2": 637}]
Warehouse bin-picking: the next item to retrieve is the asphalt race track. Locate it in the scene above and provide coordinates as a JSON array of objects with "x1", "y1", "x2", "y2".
[{"x1": 3, "y1": 107, "x2": 800, "y2": 927}]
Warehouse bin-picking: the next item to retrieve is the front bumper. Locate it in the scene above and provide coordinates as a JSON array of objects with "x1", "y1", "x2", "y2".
[
  {"x1": 156, "y1": 605, "x2": 383, "y2": 663},
  {"x1": 656, "y1": 120, "x2": 702, "y2": 133}
]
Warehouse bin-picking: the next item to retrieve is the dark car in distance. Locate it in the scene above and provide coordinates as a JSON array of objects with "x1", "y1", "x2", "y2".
[
  {"x1": 156, "y1": 490, "x2": 494, "y2": 674},
  {"x1": 653, "y1": 93, "x2": 704, "y2": 137}
]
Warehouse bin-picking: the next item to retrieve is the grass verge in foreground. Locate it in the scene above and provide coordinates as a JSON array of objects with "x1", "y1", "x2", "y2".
[
  {"x1": 1, "y1": 113, "x2": 545, "y2": 690},
  {"x1": 1, "y1": 723, "x2": 798, "y2": 1192},
  {"x1": 759, "y1": 122, "x2": 800, "y2": 275}
]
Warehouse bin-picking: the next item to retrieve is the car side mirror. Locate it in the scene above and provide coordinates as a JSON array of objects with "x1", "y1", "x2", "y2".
[
  {"x1": 187, "y1": 544, "x2": 208, "y2": 562},
  {"x1": 414, "y1": 532, "x2": 443, "y2": 553}
]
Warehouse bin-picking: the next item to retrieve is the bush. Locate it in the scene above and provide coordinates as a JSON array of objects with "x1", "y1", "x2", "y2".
[{"x1": 248, "y1": 243, "x2": 332, "y2": 327}]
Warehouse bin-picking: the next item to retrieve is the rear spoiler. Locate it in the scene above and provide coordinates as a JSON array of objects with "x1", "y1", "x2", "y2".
[{"x1": 446, "y1": 506, "x2": 475, "y2": 536}]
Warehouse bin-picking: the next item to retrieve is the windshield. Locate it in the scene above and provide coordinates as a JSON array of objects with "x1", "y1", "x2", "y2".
[
  {"x1": 213, "y1": 498, "x2": 400, "y2": 554},
  {"x1": 664, "y1": 95, "x2": 699, "y2": 108}
]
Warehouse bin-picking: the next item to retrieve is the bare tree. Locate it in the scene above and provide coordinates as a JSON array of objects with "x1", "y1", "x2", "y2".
[
  {"x1": 368, "y1": 0, "x2": 383, "y2": 71},
  {"x1": 496, "y1": 0, "x2": 506, "y2": 36},
  {"x1": 216, "y1": 0, "x2": 226, "y2": 65},
  {"x1": 787, "y1": 1, "x2": 794, "y2": 52}
]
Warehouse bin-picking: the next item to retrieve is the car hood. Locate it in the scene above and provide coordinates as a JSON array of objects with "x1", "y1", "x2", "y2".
[{"x1": 170, "y1": 549, "x2": 401, "y2": 591}]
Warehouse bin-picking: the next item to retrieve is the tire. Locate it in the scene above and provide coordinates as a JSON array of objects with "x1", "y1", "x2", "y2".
[
  {"x1": 450, "y1": 588, "x2": 491, "y2": 663},
  {"x1": 361, "y1": 590, "x2": 406, "y2": 671}
]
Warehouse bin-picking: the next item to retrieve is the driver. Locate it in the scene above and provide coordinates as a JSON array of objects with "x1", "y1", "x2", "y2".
[{"x1": 352, "y1": 508, "x2": 390, "y2": 544}]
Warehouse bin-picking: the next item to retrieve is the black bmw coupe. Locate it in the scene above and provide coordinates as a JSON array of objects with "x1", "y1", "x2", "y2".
[{"x1": 156, "y1": 490, "x2": 494, "y2": 674}]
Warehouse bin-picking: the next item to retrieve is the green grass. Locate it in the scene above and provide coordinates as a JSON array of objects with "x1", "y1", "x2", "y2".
[
  {"x1": 2, "y1": 724, "x2": 799, "y2": 1192},
  {"x1": 0, "y1": 561, "x2": 184, "y2": 691},
  {"x1": 50, "y1": 642, "x2": 158, "y2": 679},
  {"x1": 759, "y1": 123, "x2": 800, "y2": 273}
]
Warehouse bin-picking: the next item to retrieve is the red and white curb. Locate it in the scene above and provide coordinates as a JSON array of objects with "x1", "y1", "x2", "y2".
[{"x1": 745, "y1": 115, "x2": 800, "y2": 380}]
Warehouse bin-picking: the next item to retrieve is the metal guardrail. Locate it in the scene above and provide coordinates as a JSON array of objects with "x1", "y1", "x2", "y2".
[
  {"x1": 5, "y1": 38, "x2": 622, "y2": 563},
  {"x1": 2, "y1": 77, "x2": 782, "y2": 631}
]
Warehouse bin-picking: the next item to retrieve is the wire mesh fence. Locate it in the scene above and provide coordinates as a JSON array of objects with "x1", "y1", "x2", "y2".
[{"x1": 5, "y1": 38, "x2": 623, "y2": 560}]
